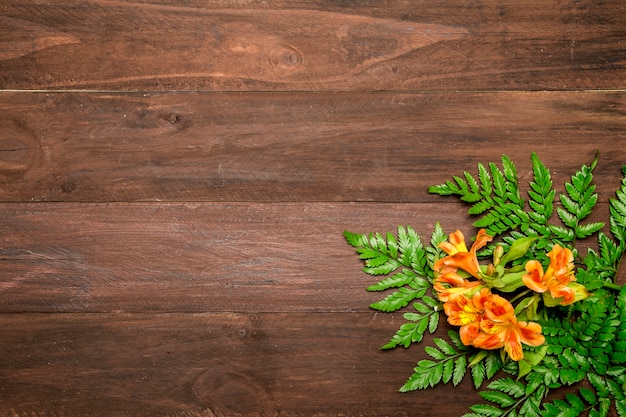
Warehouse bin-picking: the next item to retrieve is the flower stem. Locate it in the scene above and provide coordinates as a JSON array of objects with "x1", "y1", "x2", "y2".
[
  {"x1": 602, "y1": 282, "x2": 623, "y2": 291},
  {"x1": 509, "y1": 289, "x2": 532, "y2": 304}
]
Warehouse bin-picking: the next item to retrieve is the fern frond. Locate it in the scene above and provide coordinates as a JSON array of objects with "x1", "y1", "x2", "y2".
[
  {"x1": 369, "y1": 285, "x2": 426, "y2": 312},
  {"x1": 429, "y1": 156, "x2": 525, "y2": 237},
  {"x1": 555, "y1": 153, "x2": 604, "y2": 241},
  {"x1": 527, "y1": 152, "x2": 555, "y2": 228},
  {"x1": 609, "y1": 169, "x2": 626, "y2": 246},
  {"x1": 400, "y1": 334, "x2": 470, "y2": 392}
]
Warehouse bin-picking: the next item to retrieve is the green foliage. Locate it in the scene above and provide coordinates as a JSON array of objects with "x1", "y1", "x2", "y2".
[
  {"x1": 428, "y1": 155, "x2": 525, "y2": 236},
  {"x1": 344, "y1": 226, "x2": 435, "y2": 313},
  {"x1": 461, "y1": 377, "x2": 546, "y2": 417},
  {"x1": 400, "y1": 331, "x2": 470, "y2": 392},
  {"x1": 429, "y1": 152, "x2": 606, "y2": 265},
  {"x1": 469, "y1": 351, "x2": 505, "y2": 390},
  {"x1": 345, "y1": 152, "x2": 626, "y2": 417},
  {"x1": 381, "y1": 296, "x2": 440, "y2": 349},
  {"x1": 553, "y1": 155, "x2": 604, "y2": 241}
]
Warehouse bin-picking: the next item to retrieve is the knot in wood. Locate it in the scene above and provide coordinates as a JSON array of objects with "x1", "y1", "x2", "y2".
[{"x1": 270, "y1": 45, "x2": 303, "y2": 73}]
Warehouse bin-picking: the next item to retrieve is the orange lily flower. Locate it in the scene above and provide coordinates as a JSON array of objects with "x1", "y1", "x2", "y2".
[
  {"x1": 473, "y1": 294, "x2": 545, "y2": 361},
  {"x1": 522, "y1": 244, "x2": 577, "y2": 305},
  {"x1": 433, "y1": 270, "x2": 482, "y2": 302},
  {"x1": 443, "y1": 288, "x2": 491, "y2": 346},
  {"x1": 435, "y1": 229, "x2": 493, "y2": 279}
]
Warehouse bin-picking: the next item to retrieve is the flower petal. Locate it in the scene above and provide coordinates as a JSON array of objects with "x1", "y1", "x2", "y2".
[
  {"x1": 517, "y1": 321, "x2": 545, "y2": 347},
  {"x1": 522, "y1": 260, "x2": 548, "y2": 293}
]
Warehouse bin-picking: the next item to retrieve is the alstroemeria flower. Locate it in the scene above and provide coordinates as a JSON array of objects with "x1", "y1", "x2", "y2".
[
  {"x1": 433, "y1": 270, "x2": 482, "y2": 302},
  {"x1": 473, "y1": 294, "x2": 545, "y2": 361},
  {"x1": 443, "y1": 288, "x2": 491, "y2": 346},
  {"x1": 522, "y1": 244, "x2": 578, "y2": 305},
  {"x1": 435, "y1": 229, "x2": 493, "y2": 279}
]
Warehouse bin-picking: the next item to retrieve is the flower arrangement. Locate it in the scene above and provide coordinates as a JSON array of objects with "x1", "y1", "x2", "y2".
[{"x1": 345, "y1": 153, "x2": 626, "y2": 417}]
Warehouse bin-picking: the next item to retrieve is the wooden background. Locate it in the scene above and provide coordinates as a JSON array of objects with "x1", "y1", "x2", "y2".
[{"x1": 1, "y1": 1, "x2": 625, "y2": 415}]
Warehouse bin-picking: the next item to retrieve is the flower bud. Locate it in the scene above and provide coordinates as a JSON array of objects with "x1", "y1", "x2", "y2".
[
  {"x1": 542, "y1": 282, "x2": 588, "y2": 307},
  {"x1": 567, "y1": 282, "x2": 589, "y2": 303},
  {"x1": 492, "y1": 245, "x2": 505, "y2": 266},
  {"x1": 499, "y1": 236, "x2": 538, "y2": 266},
  {"x1": 496, "y1": 271, "x2": 528, "y2": 292},
  {"x1": 514, "y1": 294, "x2": 540, "y2": 321}
]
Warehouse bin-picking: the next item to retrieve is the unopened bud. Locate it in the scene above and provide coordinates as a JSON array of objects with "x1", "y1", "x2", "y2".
[
  {"x1": 497, "y1": 271, "x2": 527, "y2": 292},
  {"x1": 500, "y1": 236, "x2": 538, "y2": 266},
  {"x1": 493, "y1": 245, "x2": 505, "y2": 266}
]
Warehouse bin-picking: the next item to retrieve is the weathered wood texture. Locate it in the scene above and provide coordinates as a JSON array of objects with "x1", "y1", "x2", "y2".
[
  {"x1": 1, "y1": 0, "x2": 626, "y2": 416},
  {"x1": 0, "y1": 91, "x2": 624, "y2": 202},
  {"x1": 0, "y1": 202, "x2": 618, "y2": 314},
  {"x1": 0, "y1": 312, "x2": 482, "y2": 417},
  {"x1": 1, "y1": 0, "x2": 625, "y2": 91}
]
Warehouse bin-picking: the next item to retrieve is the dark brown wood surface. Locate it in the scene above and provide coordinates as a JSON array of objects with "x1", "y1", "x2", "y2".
[
  {"x1": 1, "y1": 0, "x2": 625, "y2": 91},
  {"x1": 1, "y1": 1, "x2": 625, "y2": 416}
]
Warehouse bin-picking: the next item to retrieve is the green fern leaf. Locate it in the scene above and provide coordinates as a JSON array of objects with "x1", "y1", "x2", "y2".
[
  {"x1": 479, "y1": 390, "x2": 517, "y2": 408},
  {"x1": 369, "y1": 287, "x2": 426, "y2": 312},
  {"x1": 366, "y1": 269, "x2": 420, "y2": 291},
  {"x1": 397, "y1": 225, "x2": 428, "y2": 274},
  {"x1": 576, "y1": 222, "x2": 605, "y2": 239},
  {"x1": 580, "y1": 387, "x2": 598, "y2": 405},
  {"x1": 343, "y1": 230, "x2": 369, "y2": 248},
  {"x1": 588, "y1": 372, "x2": 610, "y2": 397},
  {"x1": 468, "y1": 403, "x2": 504, "y2": 417},
  {"x1": 434, "y1": 337, "x2": 458, "y2": 356},
  {"x1": 485, "y1": 352, "x2": 504, "y2": 379},
  {"x1": 462, "y1": 171, "x2": 482, "y2": 202},
  {"x1": 380, "y1": 315, "x2": 429, "y2": 349},
  {"x1": 616, "y1": 399, "x2": 626, "y2": 417},
  {"x1": 519, "y1": 390, "x2": 544, "y2": 417},
  {"x1": 469, "y1": 199, "x2": 494, "y2": 215},
  {"x1": 425, "y1": 345, "x2": 448, "y2": 360},
  {"x1": 454, "y1": 355, "x2": 467, "y2": 386},
  {"x1": 557, "y1": 206, "x2": 578, "y2": 229},
  {"x1": 472, "y1": 361, "x2": 486, "y2": 389},
  {"x1": 344, "y1": 231, "x2": 403, "y2": 275},
  {"x1": 554, "y1": 154, "x2": 605, "y2": 241},
  {"x1": 526, "y1": 152, "x2": 555, "y2": 232},
  {"x1": 487, "y1": 377, "x2": 525, "y2": 398},
  {"x1": 448, "y1": 329, "x2": 465, "y2": 350},
  {"x1": 610, "y1": 174, "x2": 626, "y2": 245},
  {"x1": 429, "y1": 157, "x2": 524, "y2": 237},
  {"x1": 479, "y1": 162, "x2": 493, "y2": 194},
  {"x1": 399, "y1": 360, "x2": 435, "y2": 391},
  {"x1": 442, "y1": 356, "x2": 455, "y2": 383}
]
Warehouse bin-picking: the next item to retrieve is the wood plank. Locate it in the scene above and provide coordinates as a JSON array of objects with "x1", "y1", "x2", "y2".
[
  {"x1": 0, "y1": 202, "x2": 454, "y2": 313},
  {"x1": 0, "y1": 202, "x2": 618, "y2": 314},
  {"x1": 0, "y1": 91, "x2": 624, "y2": 202},
  {"x1": 1, "y1": 0, "x2": 624, "y2": 91},
  {"x1": 0, "y1": 311, "x2": 583, "y2": 416}
]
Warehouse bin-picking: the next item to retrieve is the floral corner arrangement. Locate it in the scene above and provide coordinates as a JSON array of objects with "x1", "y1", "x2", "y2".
[{"x1": 345, "y1": 152, "x2": 626, "y2": 417}]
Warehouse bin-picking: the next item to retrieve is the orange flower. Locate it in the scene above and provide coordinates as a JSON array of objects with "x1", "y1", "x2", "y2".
[
  {"x1": 523, "y1": 244, "x2": 577, "y2": 305},
  {"x1": 435, "y1": 229, "x2": 493, "y2": 279},
  {"x1": 433, "y1": 270, "x2": 482, "y2": 302},
  {"x1": 443, "y1": 288, "x2": 491, "y2": 346},
  {"x1": 473, "y1": 294, "x2": 545, "y2": 361}
]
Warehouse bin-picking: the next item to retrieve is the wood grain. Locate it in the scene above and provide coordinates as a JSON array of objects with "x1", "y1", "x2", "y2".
[
  {"x1": 0, "y1": 311, "x2": 482, "y2": 417},
  {"x1": 0, "y1": 91, "x2": 624, "y2": 202},
  {"x1": 2, "y1": 1, "x2": 625, "y2": 415},
  {"x1": 1, "y1": 0, "x2": 624, "y2": 91},
  {"x1": 0, "y1": 201, "x2": 619, "y2": 315},
  {"x1": 0, "y1": 202, "x2": 459, "y2": 313}
]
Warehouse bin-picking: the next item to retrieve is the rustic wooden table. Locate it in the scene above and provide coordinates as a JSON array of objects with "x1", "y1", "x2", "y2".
[{"x1": 1, "y1": 1, "x2": 625, "y2": 416}]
